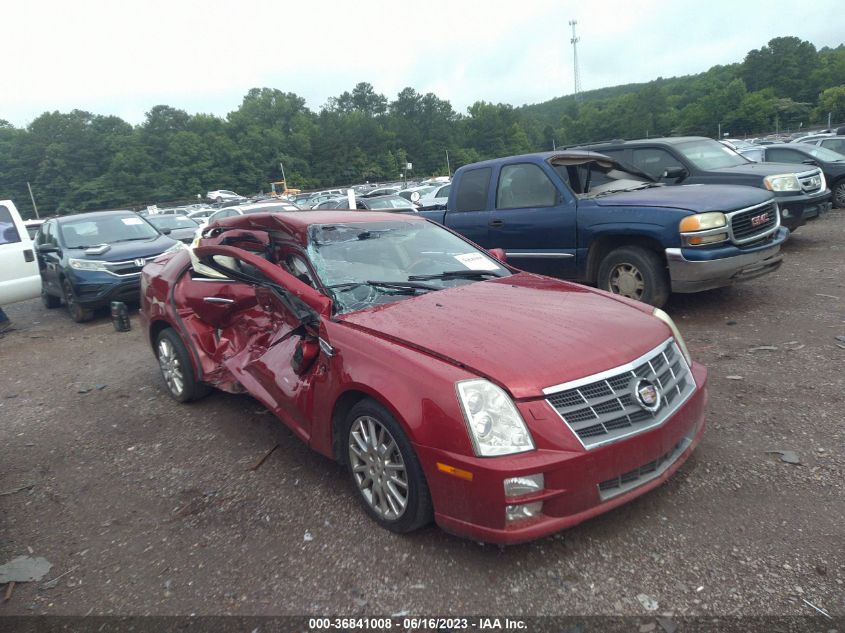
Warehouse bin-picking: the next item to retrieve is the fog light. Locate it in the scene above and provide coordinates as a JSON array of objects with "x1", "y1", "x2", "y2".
[
  {"x1": 506, "y1": 501, "x2": 543, "y2": 524},
  {"x1": 504, "y1": 474, "x2": 544, "y2": 499},
  {"x1": 781, "y1": 208, "x2": 791, "y2": 218}
]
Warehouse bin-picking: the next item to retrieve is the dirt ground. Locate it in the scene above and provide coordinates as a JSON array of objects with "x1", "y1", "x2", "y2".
[{"x1": 0, "y1": 210, "x2": 843, "y2": 619}]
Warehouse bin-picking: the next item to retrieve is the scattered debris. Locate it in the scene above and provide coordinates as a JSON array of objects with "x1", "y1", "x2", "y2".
[
  {"x1": 636, "y1": 593, "x2": 659, "y2": 611},
  {"x1": 95, "y1": 384, "x2": 107, "y2": 390},
  {"x1": 4, "y1": 394, "x2": 17, "y2": 399},
  {"x1": 0, "y1": 483, "x2": 34, "y2": 497},
  {"x1": 835, "y1": 335, "x2": 845, "y2": 343},
  {"x1": 816, "y1": 293, "x2": 839, "y2": 300},
  {"x1": 802, "y1": 598, "x2": 832, "y2": 619},
  {"x1": 639, "y1": 623, "x2": 656, "y2": 633},
  {"x1": 77, "y1": 387, "x2": 92, "y2": 394},
  {"x1": 41, "y1": 565, "x2": 79, "y2": 590},
  {"x1": 303, "y1": 531, "x2": 313, "y2": 542},
  {"x1": 657, "y1": 618, "x2": 678, "y2": 633},
  {"x1": 766, "y1": 450, "x2": 801, "y2": 465},
  {"x1": 3, "y1": 581, "x2": 14, "y2": 603},
  {"x1": 748, "y1": 345, "x2": 778, "y2": 352},
  {"x1": 725, "y1": 320, "x2": 737, "y2": 325},
  {"x1": 249, "y1": 444, "x2": 280, "y2": 471},
  {"x1": 725, "y1": 375, "x2": 744, "y2": 380},
  {"x1": 0, "y1": 556, "x2": 52, "y2": 584}
]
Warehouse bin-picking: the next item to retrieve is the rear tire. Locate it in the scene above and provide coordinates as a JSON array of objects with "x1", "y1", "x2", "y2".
[
  {"x1": 42, "y1": 287, "x2": 61, "y2": 309},
  {"x1": 62, "y1": 279, "x2": 95, "y2": 322},
  {"x1": 155, "y1": 328, "x2": 211, "y2": 402},
  {"x1": 597, "y1": 246, "x2": 670, "y2": 308}
]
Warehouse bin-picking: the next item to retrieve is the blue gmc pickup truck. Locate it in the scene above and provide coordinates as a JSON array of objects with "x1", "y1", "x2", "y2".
[{"x1": 418, "y1": 151, "x2": 789, "y2": 307}]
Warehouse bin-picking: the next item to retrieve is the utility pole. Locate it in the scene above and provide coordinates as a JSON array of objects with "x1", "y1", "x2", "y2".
[
  {"x1": 27, "y1": 182, "x2": 40, "y2": 219},
  {"x1": 445, "y1": 150, "x2": 451, "y2": 177},
  {"x1": 829, "y1": 112, "x2": 833, "y2": 130},
  {"x1": 569, "y1": 20, "x2": 581, "y2": 99}
]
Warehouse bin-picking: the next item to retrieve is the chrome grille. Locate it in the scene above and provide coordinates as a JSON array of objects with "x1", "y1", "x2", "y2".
[
  {"x1": 728, "y1": 200, "x2": 778, "y2": 243},
  {"x1": 798, "y1": 169, "x2": 823, "y2": 193},
  {"x1": 544, "y1": 339, "x2": 695, "y2": 449},
  {"x1": 104, "y1": 260, "x2": 145, "y2": 276}
]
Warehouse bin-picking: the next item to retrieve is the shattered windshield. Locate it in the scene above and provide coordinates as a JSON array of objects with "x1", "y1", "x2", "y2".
[
  {"x1": 307, "y1": 220, "x2": 509, "y2": 314},
  {"x1": 552, "y1": 159, "x2": 659, "y2": 198}
]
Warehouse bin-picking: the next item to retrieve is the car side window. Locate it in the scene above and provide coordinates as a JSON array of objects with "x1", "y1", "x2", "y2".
[
  {"x1": 454, "y1": 167, "x2": 492, "y2": 212},
  {"x1": 0, "y1": 204, "x2": 22, "y2": 245},
  {"x1": 742, "y1": 148, "x2": 765, "y2": 162},
  {"x1": 821, "y1": 139, "x2": 845, "y2": 154},
  {"x1": 631, "y1": 148, "x2": 684, "y2": 179},
  {"x1": 496, "y1": 163, "x2": 557, "y2": 209},
  {"x1": 767, "y1": 148, "x2": 804, "y2": 164},
  {"x1": 437, "y1": 184, "x2": 451, "y2": 198}
]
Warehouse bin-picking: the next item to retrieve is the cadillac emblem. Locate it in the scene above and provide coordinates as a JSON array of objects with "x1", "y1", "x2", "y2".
[{"x1": 633, "y1": 379, "x2": 662, "y2": 413}]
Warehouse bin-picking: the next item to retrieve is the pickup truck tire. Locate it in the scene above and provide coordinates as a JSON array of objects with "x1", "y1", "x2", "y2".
[
  {"x1": 154, "y1": 328, "x2": 210, "y2": 403},
  {"x1": 344, "y1": 398, "x2": 433, "y2": 534},
  {"x1": 62, "y1": 279, "x2": 95, "y2": 322},
  {"x1": 42, "y1": 287, "x2": 62, "y2": 309},
  {"x1": 832, "y1": 179, "x2": 845, "y2": 209},
  {"x1": 597, "y1": 246, "x2": 669, "y2": 308}
]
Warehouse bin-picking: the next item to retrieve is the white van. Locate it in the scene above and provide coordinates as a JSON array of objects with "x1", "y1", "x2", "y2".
[{"x1": 0, "y1": 200, "x2": 41, "y2": 305}]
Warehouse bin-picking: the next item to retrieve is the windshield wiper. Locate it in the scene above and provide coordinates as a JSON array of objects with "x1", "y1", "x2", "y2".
[
  {"x1": 408, "y1": 270, "x2": 504, "y2": 281},
  {"x1": 326, "y1": 280, "x2": 439, "y2": 294}
]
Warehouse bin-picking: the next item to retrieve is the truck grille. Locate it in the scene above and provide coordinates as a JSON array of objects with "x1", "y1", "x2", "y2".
[
  {"x1": 104, "y1": 260, "x2": 147, "y2": 276},
  {"x1": 728, "y1": 200, "x2": 779, "y2": 244},
  {"x1": 798, "y1": 169, "x2": 823, "y2": 194},
  {"x1": 544, "y1": 339, "x2": 695, "y2": 450}
]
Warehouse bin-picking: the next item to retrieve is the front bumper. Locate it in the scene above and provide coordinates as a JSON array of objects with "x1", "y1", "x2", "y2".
[
  {"x1": 417, "y1": 363, "x2": 708, "y2": 545},
  {"x1": 67, "y1": 270, "x2": 142, "y2": 308},
  {"x1": 665, "y1": 227, "x2": 788, "y2": 293},
  {"x1": 775, "y1": 189, "x2": 832, "y2": 229}
]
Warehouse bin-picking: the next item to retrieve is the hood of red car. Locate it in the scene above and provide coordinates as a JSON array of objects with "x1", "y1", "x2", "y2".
[{"x1": 337, "y1": 273, "x2": 671, "y2": 399}]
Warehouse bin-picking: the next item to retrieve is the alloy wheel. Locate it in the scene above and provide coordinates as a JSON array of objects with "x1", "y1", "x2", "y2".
[
  {"x1": 158, "y1": 338, "x2": 185, "y2": 396},
  {"x1": 348, "y1": 415, "x2": 409, "y2": 521}
]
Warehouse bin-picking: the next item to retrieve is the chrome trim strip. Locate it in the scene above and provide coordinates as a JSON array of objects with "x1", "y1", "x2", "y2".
[
  {"x1": 203, "y1": 297, "x2": 234, "y2": 304},
  {"x1": 319, "y1": 337, "x2": 334, "y2": 357},
  {"x1": 542, "y1": 337, "x2": 674, "y2": 395},
  {"x1": 505, "y1": 252, "x2": 575, "y2": 259}
]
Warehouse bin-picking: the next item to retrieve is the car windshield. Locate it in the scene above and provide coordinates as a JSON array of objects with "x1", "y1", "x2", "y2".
[
  {"x1": 551, "y1": 158, "x2": 657, "y2": 198},
  {"x1": 60, "y1": 215, "x2": 160, "y2": 248},
  {"x1": 675, "y1": 139, "x2": 749, "y2": 169},
  {"x1": 147, "y1": 215, "x2": 197, "y2": 230},
  {"x1": 306, "y1": 220, "x2": 509, "y2": 314},
  {"x1": 365, "y1": 196, "x2": 413, "y2": 210}
]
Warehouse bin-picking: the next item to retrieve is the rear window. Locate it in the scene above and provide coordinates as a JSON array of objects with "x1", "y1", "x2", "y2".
[
  {"x1": 0, "y1": 205, "x2": 21, "y2": 245},
  {"x1": 454, "y1": 168, "x2": 491, "y2": 212}
]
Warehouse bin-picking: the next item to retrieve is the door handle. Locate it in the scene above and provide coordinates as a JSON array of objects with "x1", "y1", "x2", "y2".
[
  {"x1": 203, "y1": 297, "x2": 234, "y2": 304},
  {"x1": 489, "y1": 219, "x2": 505, "y2": 228}
]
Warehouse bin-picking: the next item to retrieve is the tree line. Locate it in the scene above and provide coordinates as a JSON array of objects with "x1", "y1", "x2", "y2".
[{"x1": 1, "y1": 36, "x2": 844, "y2": 218}]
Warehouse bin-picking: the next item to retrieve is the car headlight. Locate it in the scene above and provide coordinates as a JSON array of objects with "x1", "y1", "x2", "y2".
[
  {"x1": 68, "y1": 258, "x2": 109, "y2": 271},
  {"x1": 652, "y1": 308, "x2": 692, "y2": 365},
  {"x1": 456, "y1": 379, "x2": 534, "y2": 457},
  {"x1": 764, "y1": 173, "x2": 801, "y2": 192},
  {"x1": 678, "y1": 212, "x2": 726, "y2": 232}
]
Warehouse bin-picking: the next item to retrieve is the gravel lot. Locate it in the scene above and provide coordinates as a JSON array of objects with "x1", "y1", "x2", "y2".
[{"x1": 0, "y1": 210, "x2": 843, "y2": 619}]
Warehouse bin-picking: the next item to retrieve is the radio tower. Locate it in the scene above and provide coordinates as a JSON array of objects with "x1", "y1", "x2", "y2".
[{"x1": 569, "y1": 19, "x2": 582, "y2": 99}]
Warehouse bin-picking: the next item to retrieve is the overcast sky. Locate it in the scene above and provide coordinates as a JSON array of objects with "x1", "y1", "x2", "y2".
[{"x1": 2, "y1": 0, "x2": 841, "y2": 127}]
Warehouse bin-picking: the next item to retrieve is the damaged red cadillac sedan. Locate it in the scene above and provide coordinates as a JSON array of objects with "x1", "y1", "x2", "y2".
[{"x1": 139, "y1": 211, "x2": 708, "y2": 544}]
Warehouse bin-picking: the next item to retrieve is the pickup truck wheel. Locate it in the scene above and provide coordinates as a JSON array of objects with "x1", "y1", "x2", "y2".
[
  {"x1": 344, "y1": 399, "x2": 432, "y2": 533},
  {"x1": 833, "y1": 180, "x2": 845, "y2": 209},
  {"x1": 155, "y1": 328, "x2": 211, "y2": 402},
  {"x1": 42, "y1": 287, "x2": 62, "y2": 309},
  {"x1": 62, "y1": 279, "x2": 95, "y2": 322},
  {"x1": 597, "y1": 246, "x2": 669, "y2": 308}
]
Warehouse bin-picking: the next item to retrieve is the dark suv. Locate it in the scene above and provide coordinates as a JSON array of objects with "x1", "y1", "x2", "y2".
[
  {"x1": 35, "y1": 210, "x2": 181, "y2": 322},
  {"x1": 574, "y1": 137, "x2": 832, "y2": 230}
]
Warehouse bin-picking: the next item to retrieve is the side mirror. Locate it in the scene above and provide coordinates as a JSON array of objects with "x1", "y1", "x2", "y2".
[
  {"x1": 488, "y1": 248, "x2": 507, "y2": 263},
  {"x1": 161, "y1": 228, "x2": 172, "y2": 235},
  {"x1": 663, "y1": 167, "x2": 688, "y2": 180},
  {"x1": 291, "y1": 338, "x2": 320, "y2": 375},
  {"x1": 37, "y1": 244, "x2": 58, "y2": 254},
  {"x1": 802, "y1": 159, "x2": 818, "y2": 166}
]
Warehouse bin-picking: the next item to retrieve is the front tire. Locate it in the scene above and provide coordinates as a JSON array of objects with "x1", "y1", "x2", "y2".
[
  {"x1": 832, "y1": 179, "x2": 845, "y2": 209},
  {"x1": 155, "y1": 328, "x2": 210, "y2": 402},
  {"x1": 62, "y1": 279, "x2": 95, "y2": 322},
  {"x1": 344, "y1": 399, "x2": 432, "y2": 533},
  {"x1": 42, "y1": 287, "x2": 62, "y2": 309},
  {"x1": 597, "y1": 246, "x2": 669, "y2": 307}
]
